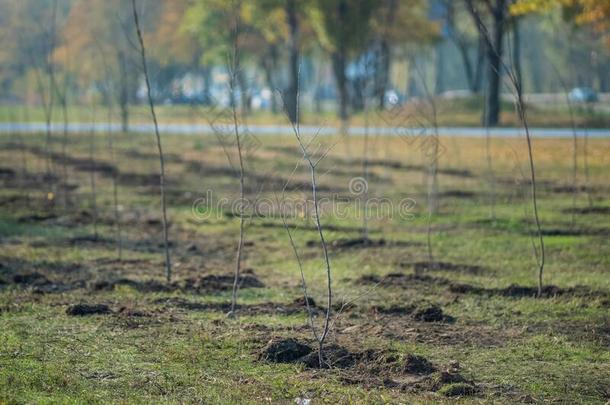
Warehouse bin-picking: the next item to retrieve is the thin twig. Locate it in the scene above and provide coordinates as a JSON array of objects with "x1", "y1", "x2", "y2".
[{"x1": 132, "y1": 0, "x2": 172, "y2": 282}]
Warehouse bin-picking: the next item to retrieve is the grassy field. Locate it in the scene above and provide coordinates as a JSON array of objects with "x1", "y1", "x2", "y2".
[
  {"x1": 0, "y1": 128, "x2": 609, "y2": 404},
  {"x1": 1, "y1": 96, "x2": 609, "y2": 128}
]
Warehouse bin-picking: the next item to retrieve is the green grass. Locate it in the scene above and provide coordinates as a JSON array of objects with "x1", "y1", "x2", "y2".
[
  {"x1": 1, "y1": 97, "x2": 608, "y2": 128},
  {"x1": 0, "y1": 131, "x2": 609, "y2": 403}
]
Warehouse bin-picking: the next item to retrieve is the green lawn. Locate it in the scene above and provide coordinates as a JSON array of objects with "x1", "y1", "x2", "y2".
[{"x1": 0, "y1": 130, "x2": 609, "y2": 403}]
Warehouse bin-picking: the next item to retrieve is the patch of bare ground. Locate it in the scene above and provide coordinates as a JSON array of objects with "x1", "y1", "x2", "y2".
[
  {"x1": 185, "y1": 160, "x2": 339, "y2": 193},
  {"x1": 355, "y1": 272, "x2": 451, "y2": 289},
  {"x1": 437, "y1": 190, "x2": 477, "y2": 198},
  {"x1": 66, "y1": 303, "x2": 111, "y2": 316},
  {"x1": 400, "y1": 261, "x2": 488, "y2": 275},
  {"x1": 448, "y1": 282, "x2": 610, "y2": 299},
  {"x1": 306, "y1": 237, "x2": 421, "y2": 250},
  {"x1": 532, "y1": 319, "x2": 610, "y2": 347},
  {"x1": 123, "y1": 149, "x2": 183, "y2": 163},
  {"x1": 538, "y1": 227, "x2": 610, "y2": 237},
  {"x1": 153, "y1": 295, "x2": 318, "y2": 316},
  {"x1": 258, "y1": 338, "x2": 479, "y2": 396},
  {"x1": 91, "y1": 270, "x2": 264, "y2": 294},
  {"x1": 562, "y1": 206, "x2": 610, "y2": 215},
  {"x1": 256, "y1": 220, "x2": 368, "y2": 234},
  {"x1": 5, "y1": 264, "x2": 86, "y2": 293}
]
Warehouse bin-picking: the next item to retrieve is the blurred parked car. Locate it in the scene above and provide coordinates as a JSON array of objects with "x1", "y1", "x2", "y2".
[{"x1": 568, "y1": 87, "x2": 598, "y2": 103}]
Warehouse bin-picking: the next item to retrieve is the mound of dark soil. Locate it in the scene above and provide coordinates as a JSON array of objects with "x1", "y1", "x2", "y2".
[
  {"x1": 68, "y1": 235, "x2": 110, "y2": 245},
  {"x1": 292, "y1": 296, "x2": 316, "y2": 308},
  {"x1": 413, "y1": 306, "x2": 455, "y2": 323},
  {"x1": 66, "y1": 303, "x2": 111, "y2": 316},
  {"x1": 538, "y1": 227, "x2": 610, "y2": 237},
  {"x1": 449, "y1": 282, "x2": 608, "y2": 299},
  {"x1": 0, "y1": 167, "x2": 16, "y2": 179},
  {"x1": 356, "y1": 272, "x2": 450, "y2": 288},
  {"x1": 13, "y1": 272, "x2": 50, "y2": 285},
  {"x1": 17, "y1": 213, "x2": 57, "y2": 223},
  {"x1": 370, "y1": 304, "x2": 415, "y2": 315},
  {"x1": 405, "y1": 261, "x2": 487, "y2": 275},
  {"x1": 92, "y1": 278, "x2": 171, "y2": 293},
  {"x1": 258, "y1": 340, "x2": 477, "y2": 394},
  {"x1": 438, "y1": 382, "x2": 478, "y2": 397},
  {"x1": 117, "y1": 307, "x2": 151, "y2": 317},
  {"x1": 301, "y1": 345, "x2": 358, "y2": 369},
  {"x1": 197, "y1": 273, "x2": 264, "y2": 291},
  {"x1": 259, "y1": 338, "x2": 312, "y2": 363},
  {"x1": 438, "y1": 190, "x2": 476, "y2": 198},
  {"x1": 562, "y1": 206, "x2": 610, "y2": 215},
  {"x1": 330, "y1": 238, "x2": 386, "y2": 249},
  {"x1": 92, "y1": 272, "x2": 264, "y2": 294},
  {"x1": 116, "y1": 172, "x2": 160, "y2": 187},
  {"x1": 401, "y1": 354, "x2": 437, "y2": 375}
]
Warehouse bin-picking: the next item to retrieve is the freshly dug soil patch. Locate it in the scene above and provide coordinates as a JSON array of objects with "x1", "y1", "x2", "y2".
[
  {"x1": 17, "y1": 213, "x2": 57, "y2": 223},
  {"x1": 0, "y1": 167, "x2": 16, "y2": 179},
  {"x1": 407, "y1": 371, "x2": 477, "y2": 396},
  {"x1": 292, "y1": 296, "x2": 316, "y2": 308},
  {"x1": 10, "y1": 271, "x2": 84, "y2": 294},
  {"x1": 116, "y1": 172, "x2": 161, "y2": 187},
  {"x1": 448, "y1": 282, "x2": 609, "y2": 299},
  {"x1": 13, "y1": 272, "x2": 50, "y2": 286},
  {"x1": 438, "y1": 168, "x2": 474, "y2": 178},
  {"x1": 356, "y1": 272, "x2": 451, "y2": 288},
  {"x1": 370, "y1": 304, "x2": 415, "y2": 315},
  {"x1": 197, "y1": 273, "x2": 264, "y2": 291},
  {"x1": 333, "y1": 237, "x2": 385, "y2": 248},
  {"x1": 401, "y1": 354, "x2": 437, "y2": 375},
  {"x1": 537, "y1": 227, "x2": 610, "y2": 237},
  {"x1": 258, "y1": 339, "x2": 477, "y2": 395},
  {"x1": 259, "y1": 338, "x2": 312, "y2": 363},
  {"x1": 301, "y1": 344, "x2": 357, "y2": 369},
  {"x1": 413, "y1": 306, "x2": 455, "y2": 323},
  {"x1": 257, "y1": 221, "x2": 367, "y2": 234},
  {"x1": 66, "y1": 303, "x2": 111, "y2": 316},
  {"x1": 155, "y1": 296, "x2": 318, "y2": 316},
  {"x1": 117, "y1": 307, "x2": 152, "y2": 317},
  {"x1": 404, "y1": 261, "x2": 487, "y2": 275},
  {"x1": 92, "y1": 272, "x2": 264, "y2": 294},
  {"x1": 68, "y1": 235, "x2": 111, "y2": 245},
  {"x1": 562, "y1": 206, "x2": 610, "y2": 215},
  {"x1": 438, "y1": 190, "x2": 476, "y2": 198},
  {"x1": 318, "y1": 238, "x2": 422, "y2": 250},
  {"x1": 92, "y1": 278, "x2": 172, "y2": 293}
]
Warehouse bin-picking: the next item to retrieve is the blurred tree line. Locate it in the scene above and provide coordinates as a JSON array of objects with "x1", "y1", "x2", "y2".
[{"x1": 0, "y1": 0, "x2": 608, "y2": 127}]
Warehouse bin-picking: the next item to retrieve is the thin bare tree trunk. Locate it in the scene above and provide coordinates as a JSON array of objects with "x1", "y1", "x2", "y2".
[
  {"x1": 106, "y1": 102, "x2": 122, "y2": 260},
  {"x1": 57, "y1": 77, "x2": 70, "y2": 209},
  {"x1": 469, "y1": 1, "x2": 545, "y2": 296},
  {"x1": 583, "y1": 124, "x2": 593, "y2": 208},
  {"x1": 89, "y1": 107, "x2": 98, "y2": 240},
  {"x1": 361, "y1": 87, "x2": 370, "y2": 240},
  {"x1": 132, "y1": 0, "x2": 172, "y2": 282},
  {"x1": 414, "y1": 63, "x2": 440, "y2": 272},
  {"x1": 229, "y1": 62, "x2": 246, "y2": 317},
  {"x1": 99, "y1": 45, "x2": 123, "y2": 260},
  {"x1": 484, "y1": 91, "x2": 496, "y2": 220}
]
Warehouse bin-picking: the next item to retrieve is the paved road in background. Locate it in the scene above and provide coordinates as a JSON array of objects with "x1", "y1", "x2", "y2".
[{"x1": 1, "y1": 122, "x2": 609, "y2": 138}]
